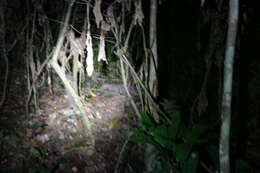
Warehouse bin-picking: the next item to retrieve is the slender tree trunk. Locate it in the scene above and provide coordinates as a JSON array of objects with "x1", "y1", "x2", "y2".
[
  {"x1": 219, "y1": 0, "x2": 239, "y2": 173},
  {"x1": 145, "y1": 1, "x2": 159, "y2": 171},
  {"x1": 149, "y1": 0, "x2": 158, "y2": 98}
]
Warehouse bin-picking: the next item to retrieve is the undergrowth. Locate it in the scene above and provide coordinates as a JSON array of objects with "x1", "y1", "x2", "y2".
[{"x1": 129, "y1": 100, "x2": 220, "y2": 173}]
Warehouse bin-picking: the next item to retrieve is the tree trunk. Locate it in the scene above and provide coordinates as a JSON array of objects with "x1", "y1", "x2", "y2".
[{"x1": 219, "y1": 0, "x2": 239, "y2": 173}]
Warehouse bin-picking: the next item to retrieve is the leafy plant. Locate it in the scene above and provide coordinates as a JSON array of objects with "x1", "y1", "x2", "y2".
[
  {"x1": 27, "y1": 147, "x2": 57, "y2": 173},
  {"x1": 84, "y1": 94, "x2": 92, "y2": 100},
  {"x1": 129, "y1": 100, "x2": 215, "y2": 173}
]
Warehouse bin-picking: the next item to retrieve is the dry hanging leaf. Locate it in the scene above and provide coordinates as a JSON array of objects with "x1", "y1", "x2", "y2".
[
  {"x1": 93, "y1": 0, "x2": 103, "y2": 28},
  {"x1": 66, "y1": 30, "x2": 84, "y2": 56},
  {"x1": 97, "y1": 34, "x2": 107, "y2": 63},
  {"x1": 134, "y1": 0, "x2": 144, "y2": 25},
  {"x1": 86, "y1": 31, "x2": 94, "y2": 76}
]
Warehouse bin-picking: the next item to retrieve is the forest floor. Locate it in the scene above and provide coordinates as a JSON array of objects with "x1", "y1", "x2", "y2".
[
  {"x1": 0, "y1": 74, "x2": 145, "y2": 173},
  {"x1": 2, "y1": 71, "x2": 260, "y2": 173}
]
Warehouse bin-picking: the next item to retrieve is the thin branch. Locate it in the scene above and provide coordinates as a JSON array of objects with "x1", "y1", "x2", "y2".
[
  {"x1": 115, "y1": 49, "x2": 170, "y2": 123},
  {"x1": 114, "y1": 132, "x2": 133, "y2": 173}
]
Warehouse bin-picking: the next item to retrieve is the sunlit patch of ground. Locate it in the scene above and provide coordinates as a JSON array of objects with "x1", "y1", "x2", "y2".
[{"x1": 0, "y1": 78, "x2": 145, "y2": 173}]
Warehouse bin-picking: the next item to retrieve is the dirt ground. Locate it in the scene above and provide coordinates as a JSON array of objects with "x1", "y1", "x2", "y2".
[{"x1": 0, "y1": 76, "x2": 145, "y2": 173}]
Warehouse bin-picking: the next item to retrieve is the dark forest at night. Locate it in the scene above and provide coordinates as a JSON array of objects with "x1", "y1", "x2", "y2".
[{"x1": 0, "y1": 0, "x2": 259, "y2": 172}]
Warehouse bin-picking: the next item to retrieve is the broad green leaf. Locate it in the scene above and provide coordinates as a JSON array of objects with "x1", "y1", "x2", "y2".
[
  {"x1": 168, "y1": 124, "x2": 178, "y2": 140},
  {"x1": 132, "y1": 127, "x2": 144, "y2": 133},
  {"x1": 154, "y1": 135, "x2": 173, "y2": 149},
  {"x1": 170, "y1": 111, "x2": 181, "y2": 126},
  {"x1": 133, "y1": 127, "x2": 141, "y2": 132},
  {"x1": 183, "y1": 124, "x2": 208, "y2": 144},
  {"x1": 129, "y1": 133, "x2": 154, "y2": 144},
  {"x1": 154, "y1": 125, "x2": 168, "y2": 138},
  {"x1": 191, "y1": 124, "x2": 208, "y2": 138},
  {"x1": 175, "y1": 144, "x2": 192, "y2": 162},
  {"x1": 153, "y1": 125, "x2": 174, "y2": 149},
  {"x1": 178, "y1": 125, "x2": 190, "y2": 139}
]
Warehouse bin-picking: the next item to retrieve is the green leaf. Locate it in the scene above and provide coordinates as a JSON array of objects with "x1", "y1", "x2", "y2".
[
  {"x1": 191, "y1": 124, "x2": 208, "y2": 138},
  {"x1": 29, "y1": 147, "x2": 41, "y2": 159},
  {"x1": 132, "y1": 127, "x2": 145, "y2": 134},
  {"x1": 175, "y1": 144, "x2": 192, "y2": 162},
  {"x1": 168, "y1": 124, "x2": 178, "y2": 140},
  {"x1": 84, "y1": 94, "x2": 92, "y2": 100},
  {"x1": 154, "y1": 125, "x2": 168, "y2": 138},
  {"x1": 170, "y1": 111, "x2": 181, "y2": 126},
  {"x1": 154, "y1": 135, "x2": 173, "y2": 149},
  {"x1": 178, "y1": 125, "x2": 190, "y2": 139},
  {"x1": 169, "y1": 111, "x2": 182, "y2": 140},
  {"x1": 153, "y1": 125, "x2": 174, "y2": 149},
  {"x1": 182, "y1": 124, "x2": 208, "y2": 145},
  {"x1": 129, "y1": 132, "x2": 154, "y2": 144},
  {"x1": 141, "y1": 112, "x2": 155, "y2": 127},
  {"x1": 181, "y1": 151, "x2": 199, "y2": 173}
]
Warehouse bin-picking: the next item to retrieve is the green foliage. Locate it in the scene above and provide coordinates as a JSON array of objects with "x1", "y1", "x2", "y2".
[
  {"x1": 29, "y1": 147, "x2": 42, "y2": 160},
  {"x1": 84, "y1": 94, "x2": 92, "y2": 100},
  {"x1": 129, "y1": 100, "x2": 215, "y2": 173},
  {"x1": 27, "y1": 147, "x2": 56, "y2": 172}
]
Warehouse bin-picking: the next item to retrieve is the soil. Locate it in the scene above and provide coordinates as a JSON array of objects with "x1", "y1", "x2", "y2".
[{"x1": 0, "y1": 76, "x2": 145, "y2": 173}]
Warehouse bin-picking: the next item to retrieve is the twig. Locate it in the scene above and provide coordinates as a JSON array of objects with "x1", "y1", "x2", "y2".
[
  {"x1": 7, "y1": 25, "x2": 27, "y2": 52},
  {"x1": 49, "y1": 0, "x2": 95, "y2": 145},
  {"x1": 200, "y1": 161, "x2": 215, "y2": 173},
  {"x1": 114, "y1": 132, "x2": 132, "y2": 173},
  {"x1": 119, "y1": 57, "x2": 141, "y2": 118},
  {"x1": 115, "y1": 50, "x2": 170, "y2": 123}
]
